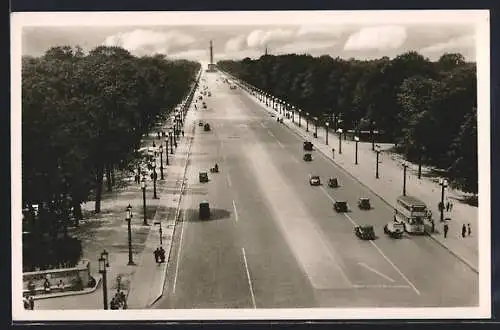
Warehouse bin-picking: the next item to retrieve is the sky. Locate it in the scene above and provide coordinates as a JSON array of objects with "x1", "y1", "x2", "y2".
[{"x1": 19, "y1": 12, "x2": 480, "y2": 65}]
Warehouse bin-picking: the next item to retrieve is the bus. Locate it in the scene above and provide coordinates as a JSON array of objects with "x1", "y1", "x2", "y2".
[{"x1": 394, "y1": 195, "x2": 429, "y2": 234}]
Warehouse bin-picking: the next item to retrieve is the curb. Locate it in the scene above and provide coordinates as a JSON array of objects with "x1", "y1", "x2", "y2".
[
  {"x1": 235, "y1": 75, "x2": 479, "y2": 274},
  {"x1": 32, "y1": 277, "x2": 101, "y2": 301}
]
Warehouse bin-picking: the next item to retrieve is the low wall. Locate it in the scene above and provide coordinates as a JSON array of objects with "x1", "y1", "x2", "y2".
[{"x1": 23, "y1": 259, "x2": 94, "y2": 295}]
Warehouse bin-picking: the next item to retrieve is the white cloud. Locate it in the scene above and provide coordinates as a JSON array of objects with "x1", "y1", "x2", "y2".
[
  {"x1": 103, "y1": 29, "x2": 196, "y2": 56},
  {"x1": 419, "y1": 34, "x2": 475, "y2": 53},
  {"x1": 246, "y1": 28, "x2": 295, "y2": 48},
  {"x1": 275, "y1": 40, "x2": 338, "y2": 55},
  {"x1": 343, "y1": 25, "x2": 407, "y2": 51},
  {"x1": 296, "y1": 25, "x2": 346, "y2": 38},
  {"x1": 225, "y1": 35, "x2": 246, "y2": 52}
]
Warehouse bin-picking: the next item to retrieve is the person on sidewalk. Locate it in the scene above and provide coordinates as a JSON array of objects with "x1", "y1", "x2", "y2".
[
  {"x1": 446, "y1": 201, "x2": 450, "y2": 212},
  {"x1": 449, "y1": 201, "x2": 454, "y2": 211},
  {"x1": 29, "y1": 296, "x2": 34, "y2": 310},
  {"x1": 154, "y1": 248, "x2": 159, "y2": 264},
  {"x1": 23, "y1": 295, "x2": 30, "y2": 310},
  {"x1": 468, "y1": 223, "x2": 471, "y2": 236},
  {"x1": 443, "y1": 223, "x2": 449, "y2": 238},
  {"x1": 159, "y1": 246, "x2": 166, "y2": 263},
  {"x1": 461, "y1": 224, "x2": 467, "y2": 238}
]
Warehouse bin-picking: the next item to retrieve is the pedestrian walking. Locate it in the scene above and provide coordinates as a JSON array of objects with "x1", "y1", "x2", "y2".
[
  {"x1": 159, "y1": 246, "x2": 166, "y2": 263},
  {"x1": 23, "y1": 295, "x2": 29, "y2": 310},
  {"x1": 461, "y1": 224, "x2": 467, "y2": 238},
  {"x1": 467, "y1": 223, "x2": 471, "y2": 236},
  {"x1": 449, "y1": 201, "x2": 454, "y2": 211},
  {"x1": 443, "y1": 223, "x2": 449, "y2": 238},
  {"x1": 446, "y1": 201, "x2": 450, "y2": 212},
  {"x1": 154, "y1": 248, "x2": 159, "y2": 264},
  {"x1": 28, "y1": 296, "x2": 34, "y2": 310},
  {"x1": 182, "y1": 130, "x2": 185, "y2": 137},
  {"x1": 430, "y1": 219, "x2": 435, "y2": 233}
]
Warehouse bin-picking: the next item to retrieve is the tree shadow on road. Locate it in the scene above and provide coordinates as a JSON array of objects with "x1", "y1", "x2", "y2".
[{"x1": 183, "y1": 208, "x2": 231, "y2": 222}]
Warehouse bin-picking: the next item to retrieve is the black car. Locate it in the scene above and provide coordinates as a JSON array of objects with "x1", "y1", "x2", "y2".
[
  {"x1": 358, "y1": 198, "x2": 371, "y2": 210},
  {"x1": 198, "y1": 121, "x2": 204, "y2": 127},
  {"x1": 303, "y1": 153, "x2": 312, "y2": 162},
  {"x1": 199, "y1": 200, "x2": 210, "y2": 220},
  {"x1": 303, "y1": 141, "x2": 313, "y2": 151},
  {"x1": 328, "y1": 177, "x2": 339, "y2": 188},
  {"x1": 354, "y1": 225, "x2": 376, "y2": 240},
  {"x1": 199, "y1": 171, "x2": 209, "y2": 183},
  {"x1": 334, "y1": 201, "x2": 348, "y2": 212},
  {"x1": 204, "y1": 123, "x2": 211, "y2": 131}
]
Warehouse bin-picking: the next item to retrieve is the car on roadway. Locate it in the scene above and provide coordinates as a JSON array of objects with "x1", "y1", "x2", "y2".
[
  {"x1": 358, "y1": 197, "x2": 371, "y2": 210},
  {"x1": 354, "y1": 225, "x2": 376, "y2": 240},
  {"x1": 383, "y1": 221, "x2": 405, "y2": 239},
  {"x1": 303, "y1": 141, "x2": 313, "y2": 151},
  {"x1": 303, "y1": 153, "x2": 312, "y2": 162},
  {"x1": 199, "y1": 200, "x2": 210, "y2": 220},
  {"x1": 309, "y1": 175, "x2": 321, "y2": 186},
  {"x1": 230, "y1": 85, "x2": 237, "y2": 89},
  {"x1": 198, "y1": 121, "x2": 204, "y2": 126},
  {"x1": 328, "y1": 177, "x2": 339, "y2": 188},
  {"x1": 204, "y1": 123, "x2": 211, "y2": 131},
  {"x1": 199, "y1": 171, "x2": 209, "y2": 183},
  {"x1": 334, "y1": 200, "x2": 349, "y2": 213}
]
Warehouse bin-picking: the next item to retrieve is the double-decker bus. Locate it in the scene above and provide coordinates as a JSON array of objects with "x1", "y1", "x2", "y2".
[{"x1": 394, "y1": 195, "x2": 429, "y2": 234}]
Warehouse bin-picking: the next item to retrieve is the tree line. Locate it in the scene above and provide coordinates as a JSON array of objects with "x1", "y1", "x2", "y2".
[
  {"x1": 218, "y1": 52, "x2": 477, "y2": 194},
  {"x1": 22, "y1": 45, "x2": 200, "y2": 266}
]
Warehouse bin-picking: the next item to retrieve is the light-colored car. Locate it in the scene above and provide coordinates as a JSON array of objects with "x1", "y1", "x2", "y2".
[{"x1": 309, "y1": 175, "x2": 321, "y2": 186}]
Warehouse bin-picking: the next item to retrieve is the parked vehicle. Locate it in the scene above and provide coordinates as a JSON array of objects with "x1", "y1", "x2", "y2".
[{"x1": 303, "y1": 141, "x2": 313, "y2": 151}]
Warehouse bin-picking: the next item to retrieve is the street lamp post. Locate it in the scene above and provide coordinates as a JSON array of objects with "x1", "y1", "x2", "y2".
[
  {"x1": 402, "y1": 163, "x2": 409, "y2": 196},
  {"x1": 125, "y1": 204, "x2": 135, "y2": 265},
  {"x1": 159, "y1": 145, "x2": 164, "y2": 180},
  {"x1": 154, "y1": 221, "x2": 163, "y2": 246},
  {"x1": 337, "y1": 128, "x2": 343, "y2": 154},
  {"x1": 375, "y1": 145, "x2": 381, "y2": 179},
  {"x1": 98, "y1": 250, "x2": 110, "y2": 310},
  {"x1": 152, "y1": 162, "x2": 158, "y2": 200},
  {"x1": 291, "y1": 107, "x2": 295, "y2": 123},
  {"x1": 439, "y1": 179, "x2": 448, "y2": 221},
  {"x1": 165, "y1": 138, "x2": 169, "y2": 165},
  {"x1": 298, "y1": 110, "x2": 302, "y2": 127},
  {"x1": 354, "y1": 136, "x2": 360, "y2": 165},
  {"x1": 141, "y1": 178, "x2": 147, "y2": 225},
  {"x1": 325, "y1": 122, "x2": 329, "y2": 145},
  {"x1": 371, "y1": 121, "x2": 376, "y2": 151},
  {"x1": 306, "y1": 112, "x2": 309, "y2": 132},
  {"x1": 169, "y1": 130, "x2": 174, "y2": 154},
  {"x1": 314, "y1": 117, "x2": 318, "y2": 138}
]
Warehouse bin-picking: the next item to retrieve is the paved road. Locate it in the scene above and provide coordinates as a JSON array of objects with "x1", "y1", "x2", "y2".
[{"x1": 155, "y1": 73, "x2": 478, "y2": 309}]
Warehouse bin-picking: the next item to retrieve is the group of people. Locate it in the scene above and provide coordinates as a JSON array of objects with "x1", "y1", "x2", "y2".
[
  {"x1": 442, "y1": 222, "x2": 472, "y2": 239},
  {"x1": 23, "y1": 295, "x2": 35, "y2": 310},
  {"x1": 154, "y1": 246, "x2": 166, "y2": 264},
  {"x1": 110, "y1": 290, "x2": 127, "y2": 309}
]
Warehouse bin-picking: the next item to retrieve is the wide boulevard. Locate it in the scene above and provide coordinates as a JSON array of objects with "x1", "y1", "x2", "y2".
[{"x1": 154, "y1": 72, "x2": 478, "y2": 309}]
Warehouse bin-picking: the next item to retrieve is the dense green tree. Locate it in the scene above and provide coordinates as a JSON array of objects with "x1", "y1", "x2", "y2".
[{"x1": 218, "y1": 50, "x2": 477, "y2": 191}]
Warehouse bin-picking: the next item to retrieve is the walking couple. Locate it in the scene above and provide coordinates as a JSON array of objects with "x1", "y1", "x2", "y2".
[{"x1": 154, "y1": 246, "x2": 165, "y2": 264}]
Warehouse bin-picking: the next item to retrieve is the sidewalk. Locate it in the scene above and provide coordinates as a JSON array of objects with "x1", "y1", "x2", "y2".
[
  {"x1": 232, "y1": 75, "x2": 479, "y2": 273},
  {"x1": 34, "y1": 81, "x2": 202, "y2": 310},
  {"x1": 126, "y1": 104, "x2": 198, "y2": 309}
]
